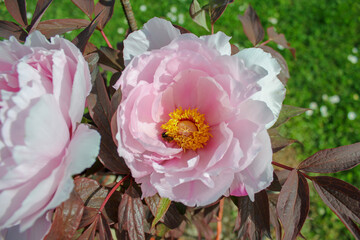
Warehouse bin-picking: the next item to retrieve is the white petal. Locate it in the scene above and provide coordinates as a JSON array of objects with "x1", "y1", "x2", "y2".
[
  {"x1": 200, "y1": 31, "x2": 231, "y2": 56},
  {"x1": 235, "y1": 48, "x2": 285, "y2": 128},
  {"x1": 123, "y1": 17, "x2": 180, "y2": 65},
  {"x1": 24, "y1": 31, "x2": 50, "y2": 48}
]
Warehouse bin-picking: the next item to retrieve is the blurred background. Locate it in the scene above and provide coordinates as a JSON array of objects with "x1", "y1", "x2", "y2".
[{"x1": 1, "y1": 0, "x2": 360, "y2": 239}]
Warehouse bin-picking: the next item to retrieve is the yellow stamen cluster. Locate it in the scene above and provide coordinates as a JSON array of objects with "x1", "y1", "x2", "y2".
[{"x1": 161, "y1": 107, "x2": 212, "y2": 151}]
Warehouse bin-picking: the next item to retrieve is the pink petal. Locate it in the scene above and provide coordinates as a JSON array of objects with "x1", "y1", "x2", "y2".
[{"x1": 199, "y1": 31, "x2": 231, "y2": 56}]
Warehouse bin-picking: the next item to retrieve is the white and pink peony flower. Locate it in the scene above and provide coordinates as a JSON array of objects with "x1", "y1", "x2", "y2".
[
  {"x1": 114, "y1": 18, "x2": 286, "y2": 206},
  {"x1": 0, "y1": 31, "x2": 101, "y2": 239}
]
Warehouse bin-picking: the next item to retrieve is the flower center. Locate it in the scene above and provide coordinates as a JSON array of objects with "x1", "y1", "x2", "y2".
[{"x1": 161, "y1": 107, "x2": 212, "y2": 151}]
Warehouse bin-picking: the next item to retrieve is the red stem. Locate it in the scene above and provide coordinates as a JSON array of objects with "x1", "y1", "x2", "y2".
[
  {"x1": 211, "y1": 23, "x2": 214, "y2": 35},
  {"x1": 272, "y1": 161, "x2": 313, "y2": 181},
  {"x1": 100, "y1": 29, "x2": 113, "y2": 49},
  {"x1": 98, "y1": 174, "x2": 130, "y2": 213},
  {"x1": 260, "y1": 39, "x2": 271, "y2": 46}
]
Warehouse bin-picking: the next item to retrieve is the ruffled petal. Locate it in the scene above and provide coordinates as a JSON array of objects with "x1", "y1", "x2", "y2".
[
  {"x1": 123, "y1": 17, "x2": 181, "y2": 65},
  {"x1": 200, "y1": 31, "x2": 231, "y2": 56},
  {"x1": 235, "y1": 48, "x2": 285, "y2": 128}
]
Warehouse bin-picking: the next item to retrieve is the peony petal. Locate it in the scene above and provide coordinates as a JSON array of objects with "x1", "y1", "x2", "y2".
[
  {"x1": 235, "y1": 48, "x2": 285, "y2": 128},
  {"x1": 3, "y1": 212, "x2": 51, "y2": 240},
  {"x1": 123, "y1": 17, "x2": 180, "y2": 65},
  {"x1": 231, "y1": 129, "x2": 273, "y2": 200},
  {"x1": 200, "y1": 31, "x2": 231, "y2": 56}
]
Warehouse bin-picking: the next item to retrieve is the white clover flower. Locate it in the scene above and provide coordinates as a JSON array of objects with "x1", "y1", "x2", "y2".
[
  {"x1": 268, "y1": 17, "x2": 278, "y2": 25},
  {"x1": 167, "y1": 12, "x2": 177, "y2": 22},
  {"x1": 348, "y1": 55, "x2": 358, "y2": 64},
  {"x1": 322, "y1": 94, "x2": 328, "y2": 101},
  {"x1": 329, "y1": 95, "x2": 340, "y2": 104},
  {"x1": 178, "y1": 13, "x2": 185, "y2": 24},
  {"x1": 320, "y1": 106, "x2": 328, "y2": 117},
  {"x1": 117, "y1": 27, "x2": 125, "y2": 34},
  {"x1": 170, "y1": 6, "x2": 177, "y2": 13},
  {"x1": 277, "y1": 44, "x2": 284, "y2": 50},
  {"x1": 140, "y1": 5, "x2": 147, "y2": 12},
  {"x1": 348, "y1": 112, "x2": 357, "y2": 120},
  {"x1": 352, "y1": 47, "x2": 358, "y2": 54},
  {"x1": 353, "y1": 94, "x2": 359, "y2": 101},
  {"x1": 306, "y1": 110, "x2": 314, "y2": 116},
  {"x1": 309, "y1": 102, "x2": 318, "y2": 109},
  {"x1": 26, "y1": 12, "x2": 32, "y2": 19}
]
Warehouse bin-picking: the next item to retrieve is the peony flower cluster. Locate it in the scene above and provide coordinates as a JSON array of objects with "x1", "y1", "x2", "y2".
[
  {"x1": 0, "y1": 32, "x2": 101, "y2": 239},
  {"x1": 115, "y1": 18, "x2": 286, "y2": 206}
]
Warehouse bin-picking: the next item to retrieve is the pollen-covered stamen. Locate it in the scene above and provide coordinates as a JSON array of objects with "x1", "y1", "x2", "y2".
[{"x1": 161, "y1": 107, "x2": 212, "y2": 151}]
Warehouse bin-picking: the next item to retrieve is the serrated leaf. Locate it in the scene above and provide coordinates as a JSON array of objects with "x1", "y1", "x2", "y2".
[
  {"x1": 268, "y1": 128, "x2": 297, "y2": 153},
  {"x1": 0, "y1": 20, "x2": 27, "y2": 40},
  {"x1": 267, "y1": 27, "x2": 296, "y2": 58},
  {"x1": 94, "y1": 0, "x2": 115, "y2": 29},
  {"x1": 313, "y1": 176, "x2": 360, "y2": 239},
  {"x1": 72, "y1": 14, "x2": 99, "y2": 53},
  {"x1": 232, "y1": 190, "x2": 271, "y2": 240},
  {"x1": 298, "y1": 142, "x2": 360, "y2": 173},
  {"x1": 87, "y1": 73, "x2": 129, "y2": 174},
  {"x1": 238, "y1": 5, "x2": 264, "y2": 46},
  {"x1": 271, "y1": 105, "x2": 308, "y2": 129},
  {"x1": 151, "y1": 198, "x2": 171, "y2": 228},
  {"x1": 45, "y1": 191, "x2": 84, "y2": 240},
  {"x1": 208, "y1": 0, "x2": 234, "y2": 24},
  {"x1": 36, "y1": 19, "x2": 91, "y2": 38},
  {"x1": 71, "y1": 0, "x2": 95, "y2": 19},
  {"x1": 118, "y1": 185, "x2": 146, "y2": 240},
  {"x1": 27, "y1": 0, "x2": 53, "y2": 33},
  {"x1": 189, "y1": 0, "x2": 209, "y2": 31},
  {"x1": 258, "y1": 45, "x2": 290, "y2": 85},
  {"x1": 277, "y1": 170, "x2": 309, "y2": 240},
  {"x1": 4, "y1": 0, "x2": 27, "y2": 27}
]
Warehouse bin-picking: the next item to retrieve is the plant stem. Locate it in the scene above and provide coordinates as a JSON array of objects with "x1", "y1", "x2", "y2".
[
  {"x1": 272, "y1": 161, "x2": 294, "y2": 171},
  {"x1": 98, "y1": 174, "x2": 130, "y2": 213},
  {"x1": 120, "y1": 0, "x2": 138, "y2": 32},
  {"x1": 216, "y1": 198, "x2": 224, "y2": 240},
  {"x1": 100, "y1": 29, "x2": 113, "y2": 48},
  {"x1": 211, "y1": 23, "x2": 214, "y2": 35},
  {"x1": 260, "y1": 39, "x2": 271, "y2": 46}
]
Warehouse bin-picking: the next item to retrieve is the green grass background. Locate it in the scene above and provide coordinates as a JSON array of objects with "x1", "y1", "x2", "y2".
[{"x1": 1, "y1": 0, "x2": 360, "y2": 239}]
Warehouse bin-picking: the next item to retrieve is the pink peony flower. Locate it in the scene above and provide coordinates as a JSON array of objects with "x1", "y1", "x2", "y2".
[
  {"x1": 0, "y1": 32, "x2": 101, "y2": 239},
  {"x1": 114, "y1": 18, "x2": 286, "y2": 206}
]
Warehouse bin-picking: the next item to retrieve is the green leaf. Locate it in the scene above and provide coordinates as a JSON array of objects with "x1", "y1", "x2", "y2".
[
  {"x1": 151, "y1": 197, "x2": 171, "y2": 228},
  {"x1": 189, "y1": 0, "x2": 209, "y2": 31},
  {"x1": 271, "y1": 105, "x2": 308, "y2": 129}
]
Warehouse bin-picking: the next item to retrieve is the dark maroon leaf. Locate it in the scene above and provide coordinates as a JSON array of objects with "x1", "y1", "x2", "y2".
[
  {"x1": 267, "y1": 27, "x2": 296, "y2": 58},
  {"x1": 238, "y1": 5, "x2": 264, "y2": 46},
  {"x1": 27, "y1": 0, "x2": 53, "y2": 33},
  {"x1": 110, "y1": 87, "x2": 122, "y2": 118},
  {"x1": 84, "y1": 52, "x2": 100, "y2": 86},
  {"x1": 298, "y1": 142, "x2": 360, "y2": 173},
  {"x1": 4, "y1": 0, "x2": 27, "y2": 27},
  {"x1": 145, "y1": 194, "x2": 185, "y2": 229},
  {"x1": 36, "y1": 19, "x2": 90, "y2": 38},
  {"x1": 268, "y1": 194, "x2": 282, "y2": 240},
  {"x1": 267, "y1": 171, "x2": 282, "y2": 192},
  {"x1": 232, "y1": 190, "x2": 271, "y2": 240},
  {"x1": 277, "y1": 169, "x2": 309, "y2": 240},
  {"x1": 78, "y1": 219, "x2": 97, "y2": 240},
  {"x1": 79, "y1": 207, "x2": 98, "y2": 228},
  {"x1": 271, "y1": 104, "x2": 308, "y2": 129},
  {"x1": 192, "y1": 213, "x2": 214, "y2": 239},
  {"x1": 173, "y1": 24, "x2": 191, "y2": 34},
  {"x1": 231, "y1": 43, "x2": 239, "y2": 55},
  {"x1": 0, "y1": 20, "x2": 27, "y2": 40},
  {"x1": 118, "y1": 184, "x2": 146, "y2": 240},
  {"x1": 45, "y1": 191, "x2": 84, "y2": 240},
  {"x1": 258, "y1": 45, "x2": 290, "y2": 85},
  {"x1": 268, "y1": 128, "x2": 297, "y2": 153},
  {"x1": 98, "y1": 46, "x2": 124, "y2": 72},
  {"x1": 94, "y1": 0, "x2": 115, "y2": 29},
  {"x1": 74, "y1": 177, "x2": 108, "y2": 209},
  {"x1": 97, "y1": 214, "x2": 113, "y2": 240},
  {"x1": 313, "y1": 176, "x2": 360, "y2": 239},
  {"x1": 189, "y1": 0, "x2": 209, "y2": 31},
  {"x1": 71, "y1": 0, "x2": 95, "y2": 19},
  {"x1": 72, "y1": 15, "x2": 99, "y2": 53},
  {"x1": 208, "y1": 0, "x2": 234, "y2": 24},
  {"x1": 87, "y1": 74, "x2": 129, "y2": 174}
]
